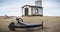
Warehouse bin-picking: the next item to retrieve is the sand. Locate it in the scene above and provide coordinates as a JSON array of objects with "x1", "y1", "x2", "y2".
[{"x1": 0, "y1": 16, "x2": 60, "y2": 32}]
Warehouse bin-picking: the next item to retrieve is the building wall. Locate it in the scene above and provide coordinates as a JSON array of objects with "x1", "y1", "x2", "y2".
[
  {"x1": 35, "y1": 1, "x2": 42, "y2": 7},
  {"x1": 32, "y1": 7, "x2": 36, "y2": 15},
  {"x1": 22, "y1": 6, "x2": 43, "y2": 16},
  {"x1": 38, "y1": 8, "x2": 43, "y2": 15},
  {"x1": 29, "y1": 7, "x2": 31, "y2": 15},
  {"x1": 31, "y1": 7, "x2": 43, "y2": 16}
]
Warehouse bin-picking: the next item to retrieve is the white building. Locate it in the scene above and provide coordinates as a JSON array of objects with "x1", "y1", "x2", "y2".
[{"x1": 22, "y1": 0, "x2": 43, "y2": 16}]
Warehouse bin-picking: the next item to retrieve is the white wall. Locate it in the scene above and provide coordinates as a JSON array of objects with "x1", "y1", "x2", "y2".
[
  {"x1": 38, "y1": 8, "x2": 43, "y2": 15},
  {"x1": 32, "y1": 7, "x2": 43, "y2": 15},
  {"x1": 32, "y1": 8, "x2": 36, "y2": 14},
  {"x1": 29, "y1": 7, "x2": 32, "y2": 15},
  {"x1": 35, "y1": 1, "x2": 42, "y2": 7}
]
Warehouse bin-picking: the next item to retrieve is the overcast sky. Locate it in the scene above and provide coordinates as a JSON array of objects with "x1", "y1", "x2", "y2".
[{"x1": 0, "y1": 0, "x2": 60, "y2": 16}]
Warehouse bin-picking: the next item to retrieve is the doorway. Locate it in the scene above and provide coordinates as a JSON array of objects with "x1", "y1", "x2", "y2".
[{"x1": 25, "y1": 8, "x2": 28, "y2": 16}]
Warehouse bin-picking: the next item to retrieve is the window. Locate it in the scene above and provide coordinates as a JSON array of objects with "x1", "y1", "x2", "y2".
[{"x1": 35, "y1": 9, "x2": 38, "y2": 13}]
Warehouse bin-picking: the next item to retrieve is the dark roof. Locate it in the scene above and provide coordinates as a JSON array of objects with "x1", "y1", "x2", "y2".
[{"x1": 22, "y1": 5, "x2": 43, "y2": 8}]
